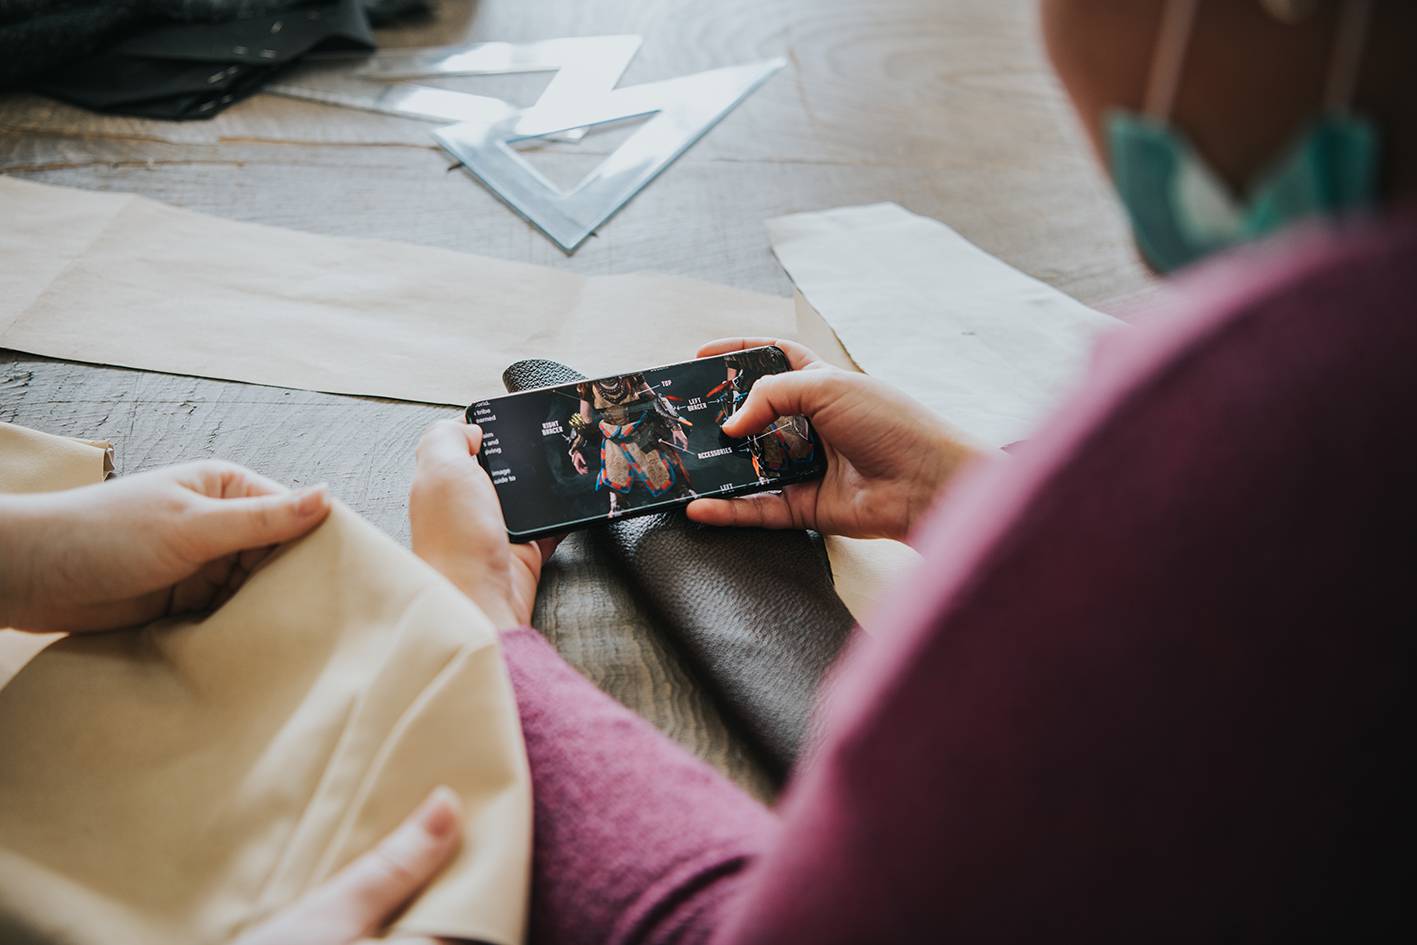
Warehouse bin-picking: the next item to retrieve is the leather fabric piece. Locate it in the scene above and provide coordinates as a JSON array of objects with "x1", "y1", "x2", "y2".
[{"x1": 501, "y1": 358, "x2": 857, "y2": 779}]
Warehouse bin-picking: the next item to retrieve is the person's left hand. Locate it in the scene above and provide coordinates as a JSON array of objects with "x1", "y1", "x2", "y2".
[
  {"x1": 232, "y1": 786, "x2": 463, "y2": 945},
  {"x1": 0, "y1": 461, "x2": 330, "y2": 632},
  {"x1": 409, "y1": 420, "x2": 558, "y2": 630}
]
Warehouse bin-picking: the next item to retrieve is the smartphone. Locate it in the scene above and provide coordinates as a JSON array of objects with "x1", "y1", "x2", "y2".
[{"x1": 465, "y1": 346, "x2": 827, "y2": 541}]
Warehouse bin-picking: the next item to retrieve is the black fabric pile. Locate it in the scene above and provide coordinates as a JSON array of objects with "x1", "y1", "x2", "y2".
[{"x1": 0, "y1": 0, "x2": 428, "y2": 119}]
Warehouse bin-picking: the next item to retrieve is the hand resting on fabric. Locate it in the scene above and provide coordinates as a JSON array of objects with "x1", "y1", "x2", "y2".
[
  {"x1": 0, "y1": 461, "x2": 330, "y2": 632},
  {"x1": 232, "y1": 786, "x2": 464, "y2": 945},
  {"x1": 686, "y1": 337, "x2": 981, "y2": 544},
  {"x1": 0, "y1": 460, "x2": 468, "y2": 943}
]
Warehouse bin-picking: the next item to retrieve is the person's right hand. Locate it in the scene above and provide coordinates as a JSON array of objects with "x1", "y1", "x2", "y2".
[{"x1": 686, "y1": 338, "x2": 981, "y2": 544}]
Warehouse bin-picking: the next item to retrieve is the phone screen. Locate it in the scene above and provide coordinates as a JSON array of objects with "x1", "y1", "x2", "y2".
[{"x1": 466, "y1": 346, "x2": 826, "y2": 540}]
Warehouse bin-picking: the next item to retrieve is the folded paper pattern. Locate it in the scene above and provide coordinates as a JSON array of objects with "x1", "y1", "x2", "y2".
[{"x1": 0, "y1": 421, "x2": 532, "y2": 945}]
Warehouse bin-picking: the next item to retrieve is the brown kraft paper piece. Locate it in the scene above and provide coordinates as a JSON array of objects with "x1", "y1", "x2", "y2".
[{"x1": 0, "y1": 176, "x2": 797, "y2": 409}]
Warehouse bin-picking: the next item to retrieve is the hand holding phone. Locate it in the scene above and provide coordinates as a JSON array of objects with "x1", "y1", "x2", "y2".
[
  {"x1": 409, "y1": 420, "x2": 555, "y2": 629},
  {"x1": 684, "y1": 338, "x2": 981, "y2": 544},
  {"x1": 466, "y1": 346, "x2": 827, "y2": 541}
]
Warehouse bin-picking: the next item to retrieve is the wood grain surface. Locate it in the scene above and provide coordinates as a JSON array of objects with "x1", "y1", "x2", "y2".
[{"x1": 0, "y1": 0, "x2": 1155, "y2": 801}]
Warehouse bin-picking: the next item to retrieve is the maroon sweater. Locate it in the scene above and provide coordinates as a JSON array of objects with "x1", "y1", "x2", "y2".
[{"x1": 499, "y1": 210, "x2": 1416, "y2": 944}]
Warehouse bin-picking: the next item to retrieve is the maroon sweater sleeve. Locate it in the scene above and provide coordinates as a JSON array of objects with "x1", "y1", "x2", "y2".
[
  {"x1": 501, "y1": 212, "x2": 1416, "y2": 945},
  {"x1": 498, "y1": 627, "x2": 777, "y2": 945}
]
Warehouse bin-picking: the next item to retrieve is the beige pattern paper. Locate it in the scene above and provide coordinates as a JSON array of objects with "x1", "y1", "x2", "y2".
[
  {"x1": 0, "y1": 176, "x2": 795, "y2": 407},
  {"x1": 769, "y1": 202, "x2": 1124, "y2": 450},
  {"x1": 0, "y1": 422, "x2": 531, "y2": 945},
  {"x1": 822, "y1": 535, "x2": 921, "y2": 628}
]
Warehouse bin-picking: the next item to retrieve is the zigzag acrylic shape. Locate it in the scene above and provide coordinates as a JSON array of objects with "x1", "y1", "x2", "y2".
[
  {"x1": 271, "y1": 36, "x2": 783, "y2": 253},
  {"x1": 271, "y1": 35, "x2": 643, "y2": 142},
  {"x1": 353, "y1": 35, "x2": 643, "y2": 143},
  {"x1": 434, "y1": 57, "x2": 785, "y2": 253}
]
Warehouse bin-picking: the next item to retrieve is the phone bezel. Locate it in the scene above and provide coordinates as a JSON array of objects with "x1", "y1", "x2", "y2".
[{"x1": 464, "y1": 346, "x2": 826, "y2": 542}]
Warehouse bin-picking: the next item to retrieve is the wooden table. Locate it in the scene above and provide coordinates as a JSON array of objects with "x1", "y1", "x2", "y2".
[{"x1": 0, "y1": 0, "x2": 1153, "y2": 800}]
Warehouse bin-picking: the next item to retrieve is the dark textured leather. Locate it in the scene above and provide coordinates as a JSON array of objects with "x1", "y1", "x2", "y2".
[{"x1": 501, "y1": 359, "x2": 857, "y2": 778}]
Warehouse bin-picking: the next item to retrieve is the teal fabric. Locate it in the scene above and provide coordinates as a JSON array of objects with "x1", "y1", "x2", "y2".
[{"x1": 1107, "y1": 110, "x2": 1379, "y2": 272}]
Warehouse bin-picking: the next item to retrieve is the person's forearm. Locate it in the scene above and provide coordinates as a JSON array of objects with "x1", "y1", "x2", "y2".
[
  {"x1": 0, "y1": 494, "x2": 47, "y2": 628},
  {"x1": 499, "y1": 627, "x2": 777, "y2": 945},
  {"x1": 0, "y1": 490, "x2": 92, "y2": 630}
]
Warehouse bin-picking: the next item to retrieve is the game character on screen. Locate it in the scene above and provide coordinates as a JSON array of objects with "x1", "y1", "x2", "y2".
[
  {"x1": 710, "y1": 349, "x2": 817, "y2": 479},
  {"x1": 568, "y1": 373, "x2": 695, "y2": 516}
]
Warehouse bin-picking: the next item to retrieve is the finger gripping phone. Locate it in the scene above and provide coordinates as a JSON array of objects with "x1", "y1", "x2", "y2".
[{"x1": 466, "y1": 346, "x2": 826, "y2": 541}]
